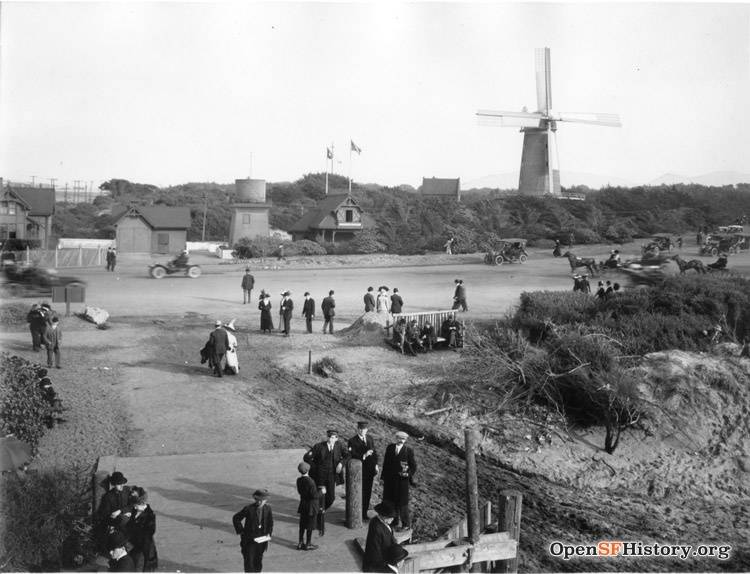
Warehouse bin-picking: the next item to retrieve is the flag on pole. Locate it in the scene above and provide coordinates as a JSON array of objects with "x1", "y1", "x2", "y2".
[
  {"x1": 350, "y1": 140, "x2": 362, "y2": 154},
  {"x1": 327, "y1": 147, "x2": 333, "y2": 159}
]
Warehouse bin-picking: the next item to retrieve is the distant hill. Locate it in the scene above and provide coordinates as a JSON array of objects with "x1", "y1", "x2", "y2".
[
  {"x1": 647, "y1": 171, "x2": 750, "y2": 187},
  {"x1": 463, "y1": 171, "x2": 635, "y2": 191}
]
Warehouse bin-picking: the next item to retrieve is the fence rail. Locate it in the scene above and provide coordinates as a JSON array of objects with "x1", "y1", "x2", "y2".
[
  {"x1": 2, "y1": 247, "x2": 106, "y2": 268},
  {"x1": 392, "y1": 309, "x2": 458, "y2": 331}
]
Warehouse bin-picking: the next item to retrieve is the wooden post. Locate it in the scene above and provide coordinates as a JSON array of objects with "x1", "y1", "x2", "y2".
[
  {"x1": 26, "y1": 245, "x2": 30, "y2": 264},
  {"x1": 54, "y1": 247, "x2": 58, "y2": 268},
  {"x1": 308, "y1": 350, "x2": 312, "y2": 374},
  {"x1": 345, "y1": 458, "x2": 363, "y2": 529},
  {"x1": 77, "y1": 246, "x2": 83, "y2": 267},
  {"x1": 464, "y1": 429, "x2": 481, "y2": 572},
  {"x1": 497, "y1": 490, "x2": 523, "y2": 573}
]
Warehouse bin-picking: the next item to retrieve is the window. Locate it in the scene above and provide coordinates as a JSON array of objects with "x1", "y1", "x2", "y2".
[
  {"x1": 157, "y1": 233, "x2": 169, "y2": 246},
  {"x1": 345, "y1": 210, "x2": 353, "y2": 223},
  {"x1": 7, "y1": 203, "x2": 15, "y2": 215},
  {"x1": 0, "y1": 202, "x2": 7, "y2": 215},
  {"x1": 242, "y1": 214, "x2": 251, "y2": 224}
]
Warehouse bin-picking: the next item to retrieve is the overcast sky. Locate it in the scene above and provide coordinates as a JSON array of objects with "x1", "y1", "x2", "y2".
[{"x1": 2, "y1": 2, "x2": 749, "y2": 190}]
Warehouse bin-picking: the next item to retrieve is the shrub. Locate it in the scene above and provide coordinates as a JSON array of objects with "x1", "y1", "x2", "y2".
[
  {"x1": 349, "y1": 229, "x2": 386, "y2": 254},
  {"x1": 312, "y1": 356, "x2": 343, "y2": 377},
  {"x1": 2, "y1": 466, "x2": 95, "y2": 570},
  {"x1": 0, "y1": 354, "x2": 52, "y2": 450},
  {"x1": 233, "y1": 237, "x2": 287, "y2": 259},
  {"x1": 0, "y1": 302, "x2": 29, "y2": 326},
  {"x1": 285, "y1": 240, "x2": 327, "y2": 256}
]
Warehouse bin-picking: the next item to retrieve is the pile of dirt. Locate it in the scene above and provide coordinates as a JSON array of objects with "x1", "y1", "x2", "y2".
[{"x1": 336, "y1": 311, "x2": 392, "y2": 345}]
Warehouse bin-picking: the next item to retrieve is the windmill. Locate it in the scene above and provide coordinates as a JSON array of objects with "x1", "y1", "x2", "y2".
[{"x1": 476, "y1": 47, "x2": 621, "y2": 196}]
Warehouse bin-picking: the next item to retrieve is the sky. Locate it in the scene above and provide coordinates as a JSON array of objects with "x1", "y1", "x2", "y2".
[{"x1": 2, "y1": 2, "x2": 750, "y2": 190}]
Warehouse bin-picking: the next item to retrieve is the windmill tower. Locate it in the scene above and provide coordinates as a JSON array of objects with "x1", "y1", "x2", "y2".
[{"x1": 477, "y1": 48, "x2": 621, "y2": 196}]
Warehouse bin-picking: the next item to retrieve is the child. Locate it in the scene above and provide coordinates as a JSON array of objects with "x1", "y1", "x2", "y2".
[{"x1": 296, "y1": 462, "x2": 320, "y2": 551}]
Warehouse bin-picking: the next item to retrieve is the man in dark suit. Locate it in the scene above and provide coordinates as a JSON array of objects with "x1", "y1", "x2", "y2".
[
  {"x1": 96, "y1": 471, "x2": 132, "y2": 553},
  {"x1": 209, "y1": 320, "x2": 229, "y2": 377},
  {"x1": 321, "y1": 290, "x2": 336, "y2": 334},
  {"x1": 451, "y1": 279, "x2": 468, "y2": 312},
  {"x1": 362, "y1": 501, "x2": 399, "y2": 573},
  {"x1": 233, "y1": 489, "x2": 274, "y2": 572},
  {"x1": 348, "y1": 421, "x2": 379, "y2": 521},
  {"x1": 308, "y1": 430, "x2": 350, "y2": 509},
  {"x1": 390, "y1": 288, "x2": 403, "y2": 314},
  {"x1": 241, "y1": 268, "x2": 255, "y2": 304},
  {"x1": 42, "y1": 316, "x2": 62, "y2": 368},
  {"x1": 302, "y1": 292, "x2": 315, "y2": 334},
  {"x1": 364, "y1": 286, "x2": 376, "y2": 312},
  {"x1": 381, "y1": 431, "x2": 417, "y2": 531},
  {"x1": 281, "y1": 291, "x2": 294, "y2": 336}
]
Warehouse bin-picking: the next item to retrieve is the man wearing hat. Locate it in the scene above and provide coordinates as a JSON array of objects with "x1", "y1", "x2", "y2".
[
  {"x1": 348, "y1": 421, "x2": 379, "y2": 521},
  {"x1": 382, "y1": 431, "x2": 417, "y2": 531},
  {"x1": 296, "y1": 462, "x2": 319, "y2": 551},
  {"x1": 280, "y1": 291, "x2": 294, "y2": 336},
  {"x1": 107, "y1": 531, "x2": 135, "y2": 572},
  {"x1": 241, "y1": 268, "x2": 255, "y2": 304},
  {"x1": 308, "y1": 430, "x2": 350, "y2": 510},
  {"x1": 233, "y1": 488, "x2": 274, "y2": 572},
  {"x1": 209, "y1": 320, "x2": 229, "y2": 377},
  {"x1": 122, "y1": 486, "x2": 158, "y2": 572},
  {"x1": 321, "y1": 290, "x2": 336, "y2": 334},
  {"x1": 302, "y1": 292, "x2": 316, "y2": 334},
  {"x1": 96, "y1": 472, "x2": 131, "y2": 553},
  {"x1": 451, "y1": 279, "x2": 468, "y2": 312},
  {"x1": 362, "y1": 500, "x2": 399, "y2": 572},
  {"x1": 364, "y1": 286, "x2": 376, "y2": 313}
]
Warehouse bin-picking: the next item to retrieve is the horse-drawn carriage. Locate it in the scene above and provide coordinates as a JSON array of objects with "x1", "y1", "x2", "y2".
[
  {"x1": 484, "y1": 238, "x2": 529, "y2": 265},
  {"x1": 700, "y1": 234, "x2": 743, "y2": 257}
]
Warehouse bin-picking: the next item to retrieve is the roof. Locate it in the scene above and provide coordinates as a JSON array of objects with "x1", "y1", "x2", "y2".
[
  {"x1": 9, "y1": 186, "x2": 55, "y2": 216},
  {"x1": 421, "y1": 178, "x2": 460, "y2": 196},
  {"x1": 288, "y1": 194, "x2": 365, "y2": 232},
  {"x1": 112, "y1": 205, "x2": 191, "y2": 229},
  {"x1": 2, "y1": 189, "x2": 31, "y2": 210}
]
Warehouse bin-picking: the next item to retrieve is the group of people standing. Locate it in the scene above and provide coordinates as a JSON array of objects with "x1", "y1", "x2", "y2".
[
  {"x1": 95, "y1": 471, "x2": 158, "y2": 572},
  {"x1": 363, "y1": 286, "x2": 402, "y2": 314},
  {"x1": 105, "y1": 247, "x2": 117, "y2": 272},
  {"x1": 26, "y1": 302, "x2": 62, "y2": 368},
  {"x1": 201, "y1": 319, "x2": 239, "y2": 377}
]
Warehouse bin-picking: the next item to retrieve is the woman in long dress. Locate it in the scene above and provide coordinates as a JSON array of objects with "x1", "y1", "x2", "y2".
[
  {"x1": 259, "y1": 292, "x2": 274, "y2": 333},
  {"x1": 224, "y1": 320, "x2": 239, "y2": 374},
  {"x1": 376, "y1": 287, "x2": 391, "y2": 314}
]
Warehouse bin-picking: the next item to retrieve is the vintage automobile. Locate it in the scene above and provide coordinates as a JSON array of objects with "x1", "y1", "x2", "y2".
[
  {"x1": 484, "y1": 238, "x2": 529, "y2": 265},
  {"x1": 1, "y1": 264, "x2": 86, "y2": 297},
  {"x1": 700, "y1": 234, "x2": 743, "y2": 257},
  {"x1": 641, "y1": 234, "x2": 674, "y2": 257},
  {"x1": 148, "y1": 260, "x2": 202, "y2": 279}
]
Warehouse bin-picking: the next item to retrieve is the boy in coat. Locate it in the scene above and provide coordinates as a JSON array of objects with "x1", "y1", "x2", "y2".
[
  {"x1": 241, "y1": 268, "x2": 255, "y2": 304},
  {"x1": 296, "y1": 462, "x2": 319, "y2": 551},
  {"x1": 381, "y1": 431, "x2": 417, "y2": 531},
  {"x1": 302, "y1": 292, "x2": 316, "y2": 334},
  {"x1": 321, "y1": 290, "x2": 336, "y2": 334},
  {"x1": 233, "y1": 489, "x2": 274, "y2": 572},
  {"x1": 42, "y1": 316, "x2": 62, "y2": 368},
  {"x1": 362, "y1": 501, "x2": 399, "y2": 573}
]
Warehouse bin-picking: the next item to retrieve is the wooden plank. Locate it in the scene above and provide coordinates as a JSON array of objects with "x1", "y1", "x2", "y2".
[{"x1": 411, "y1": 539, "x2": 517, "y2": 570}]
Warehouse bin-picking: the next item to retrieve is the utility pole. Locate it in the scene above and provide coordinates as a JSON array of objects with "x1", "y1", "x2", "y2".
[
  {"x1": 31, "y1": 175, "x2": 37, "y2": 186},
  {"x1": 201, "y1": 193, "x2": 208, "y2": 241},
  {"x1": 74, "y1": 180, "x2": 80, "y2": 203},
  {"x1": 89, "y1": 180, "x2": 94, "y2": 202},
  {"x1": 50, "y1": 178, "x2": 57, "y2": 189},
  {"x1": 64, "y1": 183, "x2": 69, "y2": 203}
]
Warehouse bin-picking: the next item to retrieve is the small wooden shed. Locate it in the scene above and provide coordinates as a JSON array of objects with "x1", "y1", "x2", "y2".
[{"x1": 112, "y1": 205, "x2": 191, "y2": 254}]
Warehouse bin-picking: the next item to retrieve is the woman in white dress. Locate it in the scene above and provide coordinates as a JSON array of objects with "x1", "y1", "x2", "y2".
[
  {"x1": 376, "y1": 286, "x2": 391, "y2": 314},
  {"x1": 224, "y1": 319, "x2": 239, "y2": 374}
]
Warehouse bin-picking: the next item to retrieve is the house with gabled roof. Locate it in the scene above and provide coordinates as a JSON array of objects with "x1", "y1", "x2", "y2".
[
  {"x1": 1, "y1": 184, "x2": 56, "y2": 247},
  {"x1": 420, "y1": 177, "x2": 461, "y2": 202},
  {"x1": 112, "y1": 204, "x2": 191, "y2": 254},
  {"x1": 288, "y1": 194, "x2": 373, "y2": 243}
]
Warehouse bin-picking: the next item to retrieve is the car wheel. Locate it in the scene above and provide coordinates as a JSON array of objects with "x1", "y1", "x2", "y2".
[
  {"x1": 187, "y1": 266, "x2": 202, "y2": 278},
  {"x1": 519, "y1": 254, "x2": 528, "y2": 264},
  {"x1": 710, "y1": 247, "x2": 718, "y2": 257},
  {"x1": 150, "y1": 266, "x2": 167, "y2": 279},
  {"x1": 495, "y1": 255, "x2": 504, "y2": 265}
]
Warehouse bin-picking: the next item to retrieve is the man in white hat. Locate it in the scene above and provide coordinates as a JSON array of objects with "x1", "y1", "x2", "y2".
[{"x1": 381, "y1": 431, "x2": 417, "y2": 531}]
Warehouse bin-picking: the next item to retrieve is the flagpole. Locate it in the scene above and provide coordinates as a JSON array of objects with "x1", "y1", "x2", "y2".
[
  {"x1": 325, "y1": 145, "x2": 329, "y2": 196},
  {"x1": 348, "y1": 139, "x2": 352, "y2": 195}
]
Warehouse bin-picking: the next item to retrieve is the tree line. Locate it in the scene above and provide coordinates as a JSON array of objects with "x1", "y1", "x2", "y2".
[{"x1": 51, "y1": 174, "x2": 750, "y2": 254}]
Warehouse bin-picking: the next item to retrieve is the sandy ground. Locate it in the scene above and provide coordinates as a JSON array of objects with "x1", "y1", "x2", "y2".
[{"x1": 2, "y1": 243, "x2": 749, "y2": 571}]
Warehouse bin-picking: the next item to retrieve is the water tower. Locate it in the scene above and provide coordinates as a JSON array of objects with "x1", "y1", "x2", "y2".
[{"x1": 228, "y1": 178, "x2": 271, "y2": 246}]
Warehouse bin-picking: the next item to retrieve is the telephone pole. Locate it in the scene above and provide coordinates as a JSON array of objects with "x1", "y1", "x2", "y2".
[{"x1": 201, "y1": 193, "x2": 208, "y2": 241}]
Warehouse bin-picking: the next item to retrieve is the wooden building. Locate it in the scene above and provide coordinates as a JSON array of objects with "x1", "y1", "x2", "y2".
[
  {"x1": 288, "y1": 194, "x2": 372, "y2": 243},
  {"x1": 420, "y1": 177, "x2": 461, "y2": 202},
  {"x1": 0, "y1": 184, "x2": 56, "y2": 247},
  {"x1": 112, "y1": 205, "x2": 191, "y2": 254}
]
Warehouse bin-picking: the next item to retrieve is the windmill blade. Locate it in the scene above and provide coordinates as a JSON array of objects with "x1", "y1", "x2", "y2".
[
  {"x1": 477, "y1": 109, "x2": 544, "y2": 120},
  {"x1": 535, "y1": 47, "x2": 552, "y2": 114},
  {"x1": 476, "y1": 109, "x2": 543, "y2": 128},
  {"x1": 554, "y1": 112, "x2": 622, "y2": 127}
]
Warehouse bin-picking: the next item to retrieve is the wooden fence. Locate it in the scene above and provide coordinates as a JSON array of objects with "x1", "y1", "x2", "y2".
[
  {"x1": 3, "y1": 247, "x2": 106, "y2": 268},
  {"x1": 392, "y1": 309, "x2": 458, "y2": 331}
]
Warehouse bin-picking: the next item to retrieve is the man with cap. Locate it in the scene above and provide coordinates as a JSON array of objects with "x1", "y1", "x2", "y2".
[
  {"x1": 107, "y1": 531, "x2": 135, "y2": 572},
  {"x1": 348, "y1": 421, "x2": 379, "y2": 521},
  {"x1": 96, "y1": 472, "x2": 132, "y2": 553},
  {"x1": 209, "y1": 320, "x2": 229, "y2": 377},
  {"x1": 321, "y1": 290, "x2": 336, "y2": 334},
  {"x1": 362, "y1": 500, "x2": 399, "y2": 572},
  {"x1": 382, "y1": 431, "x2": 417, "y2": 531},
  {"x1": 308, "y1": 430, "x2": 350, "y2": 510},
  {"x1": 302, "y1": 292, "x2": 316, "y2": 334},
  {"x1": 280, "y1": 291, "x2": 294, "y2": 336},
  {"x1": 241, "y1": 268, "x2": 255, "y2": 304},
  {"x1": 296, "y1": 462, "x2": 319, "y2": 551},
  {"x1": 390, "y1": 288, "x2": 403, "y2": 314},
  {"x1": 233, "y1": 488, "x2": 274, "y2": 572},
  {"x1": 364, "y1": 286, "x2": 376, "y2": 313}
]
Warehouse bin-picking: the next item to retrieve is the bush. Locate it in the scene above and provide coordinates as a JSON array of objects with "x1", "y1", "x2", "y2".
[
  {"x1": 0, "y1": 354, "x2": 52, "y2": 451},
  {"x1": 233, "y1": 236, "x2": 285, "y2": 259},
  {"x1": 285, "y1": 240, "x2": 327, "y2": 256},
  {"x1": 312, "y1": 356, "x2": 343, "y2": 377},
  {"x1": 349, "y1": 229, "x2": 386, "y2": 254},
  {"x1": 0, "y1": 302, "x2": 29, "y2": 326},
  {"x1": 2, "y1": 466, "x2": 95, "y2": 570}
]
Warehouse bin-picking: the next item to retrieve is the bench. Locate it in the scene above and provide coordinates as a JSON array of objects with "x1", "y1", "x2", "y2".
[{"x1": 387, "y1": 310, "x2": 463, "y2": 353}]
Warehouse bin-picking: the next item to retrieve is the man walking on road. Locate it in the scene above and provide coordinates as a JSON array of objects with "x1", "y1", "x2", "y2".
[
  {"x1": 451, "y1": 279, "x2": 468, "y2": 312},
  {"x1": 233, "y1": 489, "x2": 274, "y2": 572},
  {"x1": 241, "y1": 268, "x2": 255, "y2": 304},
  {"x1": 302, "y1": 292, "x2": 315, "y2": 333},
  {"x1": 321, "y1": 290, "x2": 336, "y2": 334},
  {"x1": 209, "y1": 320, "x2": 229, "y2": 377},
  {"x1": 348, "y1": 421, "x2": 379, "y2": 521}
]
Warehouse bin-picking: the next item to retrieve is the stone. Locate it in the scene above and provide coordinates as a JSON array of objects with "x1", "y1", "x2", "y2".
[{"x1": 83, "y1": 305, "x2": 109, "y2": 326}]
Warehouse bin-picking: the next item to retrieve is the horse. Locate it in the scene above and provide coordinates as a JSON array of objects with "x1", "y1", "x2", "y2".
[
  {"x1": 563, "y1": 251, "x2": 597, "y2": 276},
  {"x1": 671, "y1": 254, "x2": 707, "y2": 274}
]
